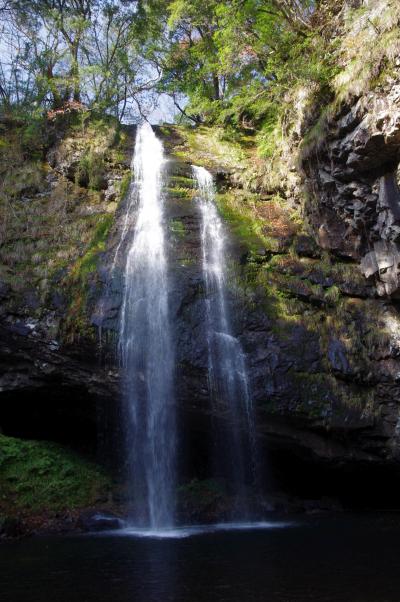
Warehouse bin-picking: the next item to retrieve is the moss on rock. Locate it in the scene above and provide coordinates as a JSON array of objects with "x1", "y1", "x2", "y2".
[{"x1": 0, "y1": 113, "x2": 131, "y2": 343}]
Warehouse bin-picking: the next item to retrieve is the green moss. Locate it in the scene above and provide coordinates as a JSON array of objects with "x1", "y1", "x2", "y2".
[
  {"x1": 299, "y1": 3, "x2": 400, "y2": 164},
  {"x1": 335, "y1": 8, "x2": 400, "y2": 103},
  {"x1": 63, "y1": 213, "x2": 114, "y2": 341},
  {"x1": 236, "y1": 249, "x2": 351, "y2": 338},
  {"x1": 216, "y1": 192, "x2": 277, "y2": 253},
  {"x1": 111, "y1": 149, "x2": 125, "y2": 164},
  {"x1": 176, "y1": 126, "x2": 247, "y2": 172},
  {"x1": 119, "y1": 173, "x2": 131, "y2": 199},
  {"x1": 299, "y1": 109, "x2": 330, "y2": 161},
  {"x1": 0, "y1": 112, "x2": 128, "y2": 330},
  {"x1": 2, "y1": 161, "x2": 46, "y2": 199},
  {"x1": 269, "y1": 271, "x2": 324, "y2": 301},
  {"x1": 159, "y1": 125, "x2": 173, "y2": 137},
  {"x1": 70, "y1": 213, "x2": 113, "y2": 286},
  {"x1": 291, "y1": 370, "x2": 375, "y2": 416},
  {"x1": 4, "y1": 113, "x2": 50, "y2": 160},
  {"x1": 179, "y1": 257, "x2": 196, "y2": 266},
  {"x1": 168, "y1": 175, "x2": 196, "y2": 188},
  {"x1": 254, "y1": 273, "x2": 305, "y2": 324},
  {"x1": 165, "y1": 186, "x2": 193, "y2": 200},
  {"x1": 256, "y1": 116, "x2": 282, "y2": 159},
  {"x1": 0, "y1": 434, "x2": 111, "y2": 514},
  {"x1": 169, "y1": 218, "x2": 186, "y2": 239}
]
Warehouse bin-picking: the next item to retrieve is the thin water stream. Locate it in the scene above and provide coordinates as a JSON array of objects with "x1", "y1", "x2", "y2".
[{"x1": 193, "y1": 166, "x2": 257, "y2": 514}]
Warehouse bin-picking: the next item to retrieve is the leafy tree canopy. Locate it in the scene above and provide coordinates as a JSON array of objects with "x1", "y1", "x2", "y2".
[{"x1": 0, "y1": 0, "x2": 337, "y2": 129}]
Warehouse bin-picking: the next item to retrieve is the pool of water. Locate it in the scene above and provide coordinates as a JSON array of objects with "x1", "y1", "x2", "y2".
[{"x1": 1, "y1": 515, "x2": 400, "y2": 602}]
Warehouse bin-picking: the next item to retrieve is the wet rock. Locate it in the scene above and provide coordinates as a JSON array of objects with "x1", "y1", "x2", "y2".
[
  {"x1": 78, "y1": 511, "x2": 124, "y2": 532},
  {"x1": 0, "y1": 280, "x2": 10, "y2": 300},
  {"x1": 328, "y1": 339, "x2": 351, "y2": 376},
  {"x1": 0, "y1": 516, "x2": 23, "y2": 538},
  {"x1": 360, "y1": 240, "x2": 400, "y2": 295},
  {"x1": 8, "y1": 321, "x2": 31, "y2": 337},
  {"x1": 303, "y1": 69, "x2": 400, "y2": 294},
  {"x1": 23, "y1": 291, "x2": 40, "y2": 311},
  {"x1": 292, "y1": 234, "x2": 320, "y2": 258},
  {"x1": 91, "y1": 293, "x2": 121, "y2": 329}
]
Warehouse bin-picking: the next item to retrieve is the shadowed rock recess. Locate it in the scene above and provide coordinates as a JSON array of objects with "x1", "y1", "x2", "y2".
[{"x1": 3, "y1": 71, "x2": 400, "y2": 526}]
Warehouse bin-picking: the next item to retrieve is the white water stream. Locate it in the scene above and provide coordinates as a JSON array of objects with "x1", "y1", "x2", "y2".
[
  {"x1": 192, "y1": 165, "x2": 257, "y2": 512},
  {"x1": 119, "y1": 123, "x2": 176, "y2": 529}
]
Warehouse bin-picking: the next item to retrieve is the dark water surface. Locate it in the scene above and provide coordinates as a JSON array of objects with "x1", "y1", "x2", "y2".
[{"x1": 1, "y1": 515, "x2": 400, "y2": 602}]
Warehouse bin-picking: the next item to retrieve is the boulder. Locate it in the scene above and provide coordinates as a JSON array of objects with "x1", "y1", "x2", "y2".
[{"x1": 78, "y1": 511, "x2": 124, "y2": 532}]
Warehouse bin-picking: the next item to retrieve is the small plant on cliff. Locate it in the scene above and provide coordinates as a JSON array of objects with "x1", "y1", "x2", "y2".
[{"x1": 76, "y1": 152, "x2": 106, "y2": 191}]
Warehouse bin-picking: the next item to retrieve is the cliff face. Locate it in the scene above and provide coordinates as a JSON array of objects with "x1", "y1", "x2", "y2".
[
  {"x1": 2, "y1": 115, "x2": 400, "y2": 510},
  {"x1": 303, "y1": 77, "x2": 400, "y2": 293},
  {"x1": 240, "y1": 76, "x2": 400, "y2": 467},
  {"x1": 2, "y1": 1, "x2": 400, "y2": 515},
  {"x1": 0, "y1": 114, "x2": 128, "y2": 458}
]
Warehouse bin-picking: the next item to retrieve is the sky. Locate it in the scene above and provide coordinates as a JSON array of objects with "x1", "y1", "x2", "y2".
[{"x1": 147, "y1": 93, "x2": 180, "y2": 125}]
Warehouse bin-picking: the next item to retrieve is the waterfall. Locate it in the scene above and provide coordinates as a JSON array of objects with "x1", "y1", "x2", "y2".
[
  {"x1": 119, "y1": 123, "x2": 176, "y2": 529},
  {"x1": 192, "y1": 165, "x2": 257, "y2": 515}
]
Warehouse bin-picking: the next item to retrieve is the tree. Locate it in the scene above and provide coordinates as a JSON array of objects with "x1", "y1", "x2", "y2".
[
  {"x1": 0, "y1": 0, "x2": 159, "y2": 119},
  {"x1": 140, "y1": 0, "x2": 319, "y2": 126},
  {"x1": 12, "y1": 0, "x2": 96, "y2": 102},
  {"x1": 0, "y1": 0, "x2": 319, "y2": 124},
  {"x1": 82, "y1": 2, "x2": 153, "y2": 120}
]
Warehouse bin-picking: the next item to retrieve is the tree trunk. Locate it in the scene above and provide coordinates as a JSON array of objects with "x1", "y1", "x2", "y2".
[
  {"x1": 70, "y1": 43, "x2": 81, "y2": 102},
  {"x1": 213, "y1": 75, "x2": 220, "y2": 101}
]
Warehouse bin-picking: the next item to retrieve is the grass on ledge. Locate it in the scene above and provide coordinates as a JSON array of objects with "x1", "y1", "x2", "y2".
[{"x1": 0, "y1": 434, "x2": 111, "y2": 514}]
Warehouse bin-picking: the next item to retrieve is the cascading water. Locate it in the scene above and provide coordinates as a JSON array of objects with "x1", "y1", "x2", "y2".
[
  {"x1": 192, "y1": 166, "x2": 257, "y2": 515},
  {"x1": 119, "y1": 123, "x2": 176, "y2": 529}
]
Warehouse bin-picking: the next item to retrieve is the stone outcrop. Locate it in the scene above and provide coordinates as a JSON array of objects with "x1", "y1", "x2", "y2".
[{"x1": 303, "y1": 76, "x2": 400, "y2": 295}]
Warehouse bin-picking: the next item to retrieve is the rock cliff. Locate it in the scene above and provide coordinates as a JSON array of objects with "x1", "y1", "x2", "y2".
[{"x1": 3, "y1": 1, "x2": 400, "y2": 516}]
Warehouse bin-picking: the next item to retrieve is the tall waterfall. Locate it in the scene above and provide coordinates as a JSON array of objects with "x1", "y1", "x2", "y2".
[
  {"x1": 192, "y1": 166, "x2": 256, "y2": 514},
  {"x1": 119, "y1": 123, "x2": 176, "y2": 529}
]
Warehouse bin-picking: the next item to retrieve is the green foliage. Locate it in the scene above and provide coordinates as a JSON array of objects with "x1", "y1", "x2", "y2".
[
  {"x1": 334, "y1": 1, "x2": 400, "y2": 103},
  {"x1": 324, "y1": 285, "x2": 341, "y2": 305},
  {"x1": 2, "y1": 0, "x2": 398, "y2": 147},
  {"x1": 299, "y1": 108, "x2": 330, "y2": 160},
  {"x1": 18, "y1": 114, "x2": 49, "y2": 158},
  {"x1": 0, "y1": 434, "x2": 111, "y2": 513},
  {"x1": 150, "y1": 0, "x2": 337, "y2": 139},
  {"x1": 1, "y1": 1, "x2": 154, "y2": 121},
  {"x1": 76, "y1": 152, "x2": 106, "y2": 191}
]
